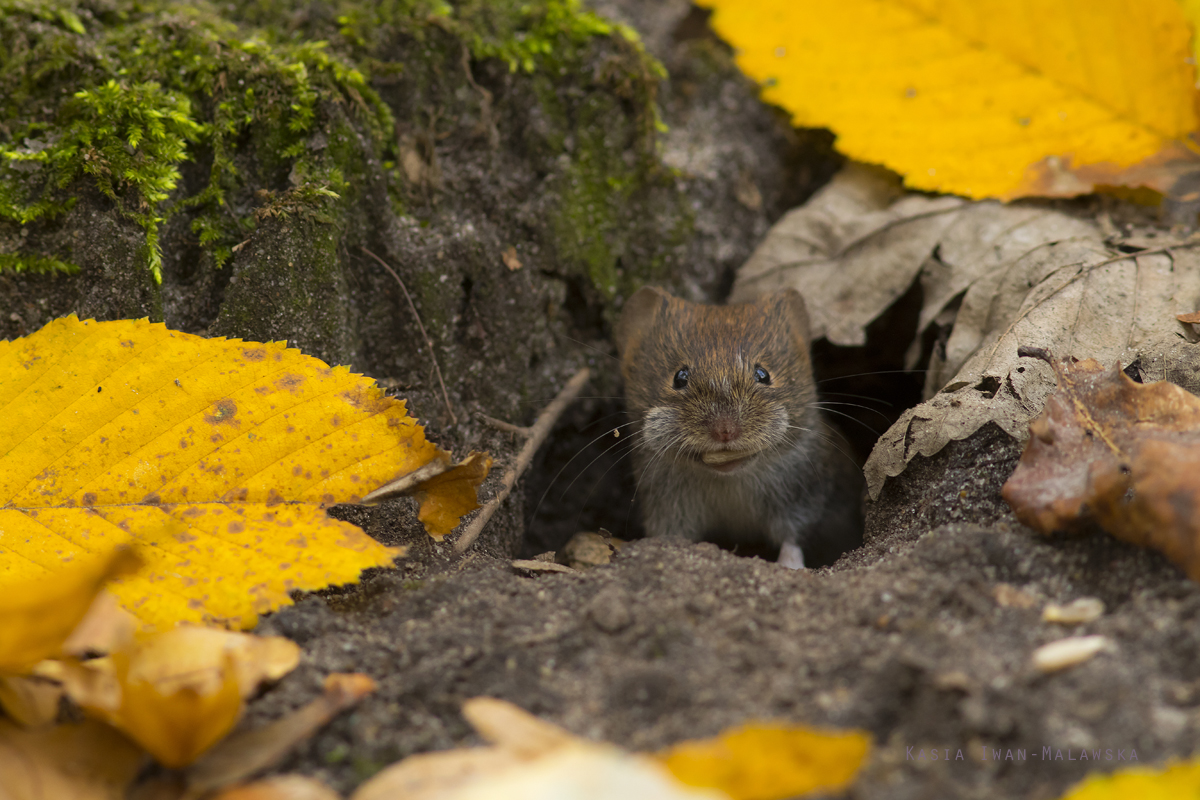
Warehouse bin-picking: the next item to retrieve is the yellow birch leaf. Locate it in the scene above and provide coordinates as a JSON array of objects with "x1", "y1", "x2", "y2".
[
  {"x1": 697, "y1": 0, "x2": 1200, "y2": 199},
  {"x1": 1060, "y1": 759, "x2": 1200, "y2": 799},
  {"x1": 657, "y1": 722, "x2": 870, "y2": 800},
  {"x1": 0, "y1": 316, "x2": 488, "y2": 630},
  {"x1": 0, "y1": 547, "x2": 140, "y2": 673}
]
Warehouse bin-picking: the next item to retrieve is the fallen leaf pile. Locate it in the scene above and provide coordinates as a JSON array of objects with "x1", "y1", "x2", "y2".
[
  {"x1": 0, "y1": 316, "x2": 490, "y2": 629},
  {"x1": 0, "y1": 540, "x2": 376, "y2": 796},
  {"x1": 1002, "y1": 352, "x2": 1200, "y2": 581},
  {"x1": 697, "y1": 0, "x2": 1200, "y2": 201},
  {"x1": 732, "y1": 165, "x2": 1200, "y2": 497},
  {"x1": 353, "y1": 697, "x2": 870, "y2": 800}
]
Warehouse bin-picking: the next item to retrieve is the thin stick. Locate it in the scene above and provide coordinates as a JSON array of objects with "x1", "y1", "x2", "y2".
[
  {"x1": 454, "y1": 368, "x2": 591, "y2": 554},
  {"x1": 361, "y1": 247, "x2": 458, "y2": 426},
  {"x1": 480, "y1": 414, "x2": 529, "y2": 435}
]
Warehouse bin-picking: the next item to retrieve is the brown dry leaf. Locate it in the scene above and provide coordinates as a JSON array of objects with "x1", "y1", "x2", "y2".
[
  {"x1": 0, "y1": 547, "x2": 141, "y2": 674},
  {"x1": 501, "y1": 246, "x2": 522, "y2": 271},
  {"x1": 184, "y1": 673, "x2": 375, "y2": 796},
  {"x1": 657, "y1": 723, "x2": 870, "y2": 800},
  {"x1": 1002, "y1": 354, "x2": 1200, "y2": 581},
  {"x1": 735, "y1": 166, "x2": 1200, "y2": 499},
  {"x1": 352, "y1": 697, "x2": 724, "y2": 800},
  {"x1": 210, "y1": 776, "x2": 342, "y2": 800},
  {"x1": 61, "y1": 591, "x2": 139, "y2": 657},
  {"x1": 0, "y1": 675, "x2": 63, "y2": 727},
  {"x1": 1, "y1": 317, "x2": 491, "y2": 630},
  {"x1": 0, "y1": 718, "x2": 143, "y2": 800}
]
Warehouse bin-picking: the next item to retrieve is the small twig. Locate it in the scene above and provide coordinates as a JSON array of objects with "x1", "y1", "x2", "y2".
[
  {"x1": 454, "y1": 368, "x2": 591, "y2": 554},
  {"x1": 480, "y1": 414, "x2": 529, "y2": 436},
  {"x1": 361, "y1": 246, "x2": 458, "y2": 426}
]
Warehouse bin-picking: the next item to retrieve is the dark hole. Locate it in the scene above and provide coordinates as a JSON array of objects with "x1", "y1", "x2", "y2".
[
  {"x1": 1123, "y1": 360, "x2": 1144, "y2": 383},
  {"x1": 974, "y1": 376, "x2": 1001, "y2": 399}
]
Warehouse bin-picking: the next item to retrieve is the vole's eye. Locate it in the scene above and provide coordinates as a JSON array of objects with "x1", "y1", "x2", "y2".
[
  {"x1": 673, "y1": 368, "x2": 690, "y2": 390},
  {"x1": 754, "y1": 366, "x2": 771, "y2": 385}
]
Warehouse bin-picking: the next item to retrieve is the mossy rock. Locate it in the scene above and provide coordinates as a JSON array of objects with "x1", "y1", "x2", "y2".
[{"x1": 0, "y1": 0, "x2": 835, "y2": 554}]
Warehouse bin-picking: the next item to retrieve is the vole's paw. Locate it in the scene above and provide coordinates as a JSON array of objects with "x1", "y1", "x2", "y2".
[{"x1": 777, "y1": 541, "x2": 806, "y2": 570}]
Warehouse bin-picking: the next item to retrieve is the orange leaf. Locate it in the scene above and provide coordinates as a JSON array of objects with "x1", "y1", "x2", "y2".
[
  {"x1": 0, "y1": 718, "x2": 143, "y2": 800},
  {"x1": 415, "y1": 451, "x2": 493, "y2": 539}
]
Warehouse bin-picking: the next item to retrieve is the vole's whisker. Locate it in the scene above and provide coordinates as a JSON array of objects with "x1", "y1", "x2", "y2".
[
  {"x1": 806, "y1": 405, "x2": 882, "y2": 436},
  {"x1": 809, "y1": 400, "x2": 891, "y2": 423}
]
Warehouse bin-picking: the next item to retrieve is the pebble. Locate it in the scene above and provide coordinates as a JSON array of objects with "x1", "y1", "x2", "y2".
[
  {"x1": 1032, "y1": 635, "x2": 1112, "y2": 673},
  {"x1": 587, "y1": 584, "x2": 633, "y2": 633},
  {"x1": 1042, "y1": 597, "x2": 1105, "y2": 625}
]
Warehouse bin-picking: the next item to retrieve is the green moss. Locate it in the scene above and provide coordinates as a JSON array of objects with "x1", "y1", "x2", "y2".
[
  {"x1": 0, "y1": 251, "x2": 79, "y2": 275},
  {"x1": 0, "y1": 0, "x2": 393, "y2": 282}
]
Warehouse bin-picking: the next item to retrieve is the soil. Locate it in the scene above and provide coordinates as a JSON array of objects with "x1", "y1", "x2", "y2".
[{"x1": 247, "y1": 419, "x2": 1200, "y2": 800}]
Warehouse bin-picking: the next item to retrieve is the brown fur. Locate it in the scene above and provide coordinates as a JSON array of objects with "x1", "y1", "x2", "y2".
[{"x1": 616, "y1": 286, "x2": 862, "y2": 567}]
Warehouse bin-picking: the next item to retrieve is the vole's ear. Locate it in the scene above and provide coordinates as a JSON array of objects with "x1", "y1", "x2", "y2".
[
  {"x1": 615, "y1": 286, "x2": 670, "y2": 358},
  {"x1": 769, "y1": 288, "x2": 813, "y2": 347}
]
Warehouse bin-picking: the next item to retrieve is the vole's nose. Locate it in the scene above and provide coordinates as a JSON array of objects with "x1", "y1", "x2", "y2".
[{"x1": 710, "y1": 414, "x2": 741, "y2": 443}]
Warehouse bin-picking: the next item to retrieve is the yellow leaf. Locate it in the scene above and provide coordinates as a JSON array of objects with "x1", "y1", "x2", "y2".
[
  {"x1": 415, "y1": 451, "x2": 493, "y2": 539},
  {"x1": 1060, "y1": 759, "x2": 1200, "y2": 799},
  {"x1": 0, "y1": 317, "x2": 489, "y2": 629},
  {"x1": 106, "y1": 649, "x2": 244, "y2": 768},
  {"x1": 697, "y1": 0, "x2": 1200, "y2": 199},
  {"x1": 657, "y1": 722, "x2": 870, "y2": 800},
  {"x1": 0, "y1": 718, "x2": 143, "y2": 800},
  {"x1": 0, "y1": 547, "x2": 140, "y2": 673}
]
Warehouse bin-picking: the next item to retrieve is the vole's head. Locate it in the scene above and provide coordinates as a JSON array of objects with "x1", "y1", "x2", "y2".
[{"x1": 615, "y1": 286, "x2": 819, "y2": 474}]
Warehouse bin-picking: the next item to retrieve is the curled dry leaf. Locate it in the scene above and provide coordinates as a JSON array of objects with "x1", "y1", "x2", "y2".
[
  {"x1": 0, "y1": 547, "x2": 141, "y2": 674},
  {"x1": 1002, "y1": 355, "x2": 1200, "y2": 581},
  {"x1": 0, "y1": 317, "x2": 491, "y2": 629},
  {"x1": 359, "y1": 450, "x2": 492, "y2": 539},
  {"x1": 61, "y1": 591, "x2": 139, "y2": 657},
  {"x1": 657, "y1": 723, "x2": 870, "y2": 800},
  {"x1": 733, "y1": 166, "x2": 1200, "y2": 498},
  {"x1": 0, "y1": 718, "x2": 143, "y2": 800},
  {"x1": 0, "y1": 675, "x2": 63, "y2": 727}
]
